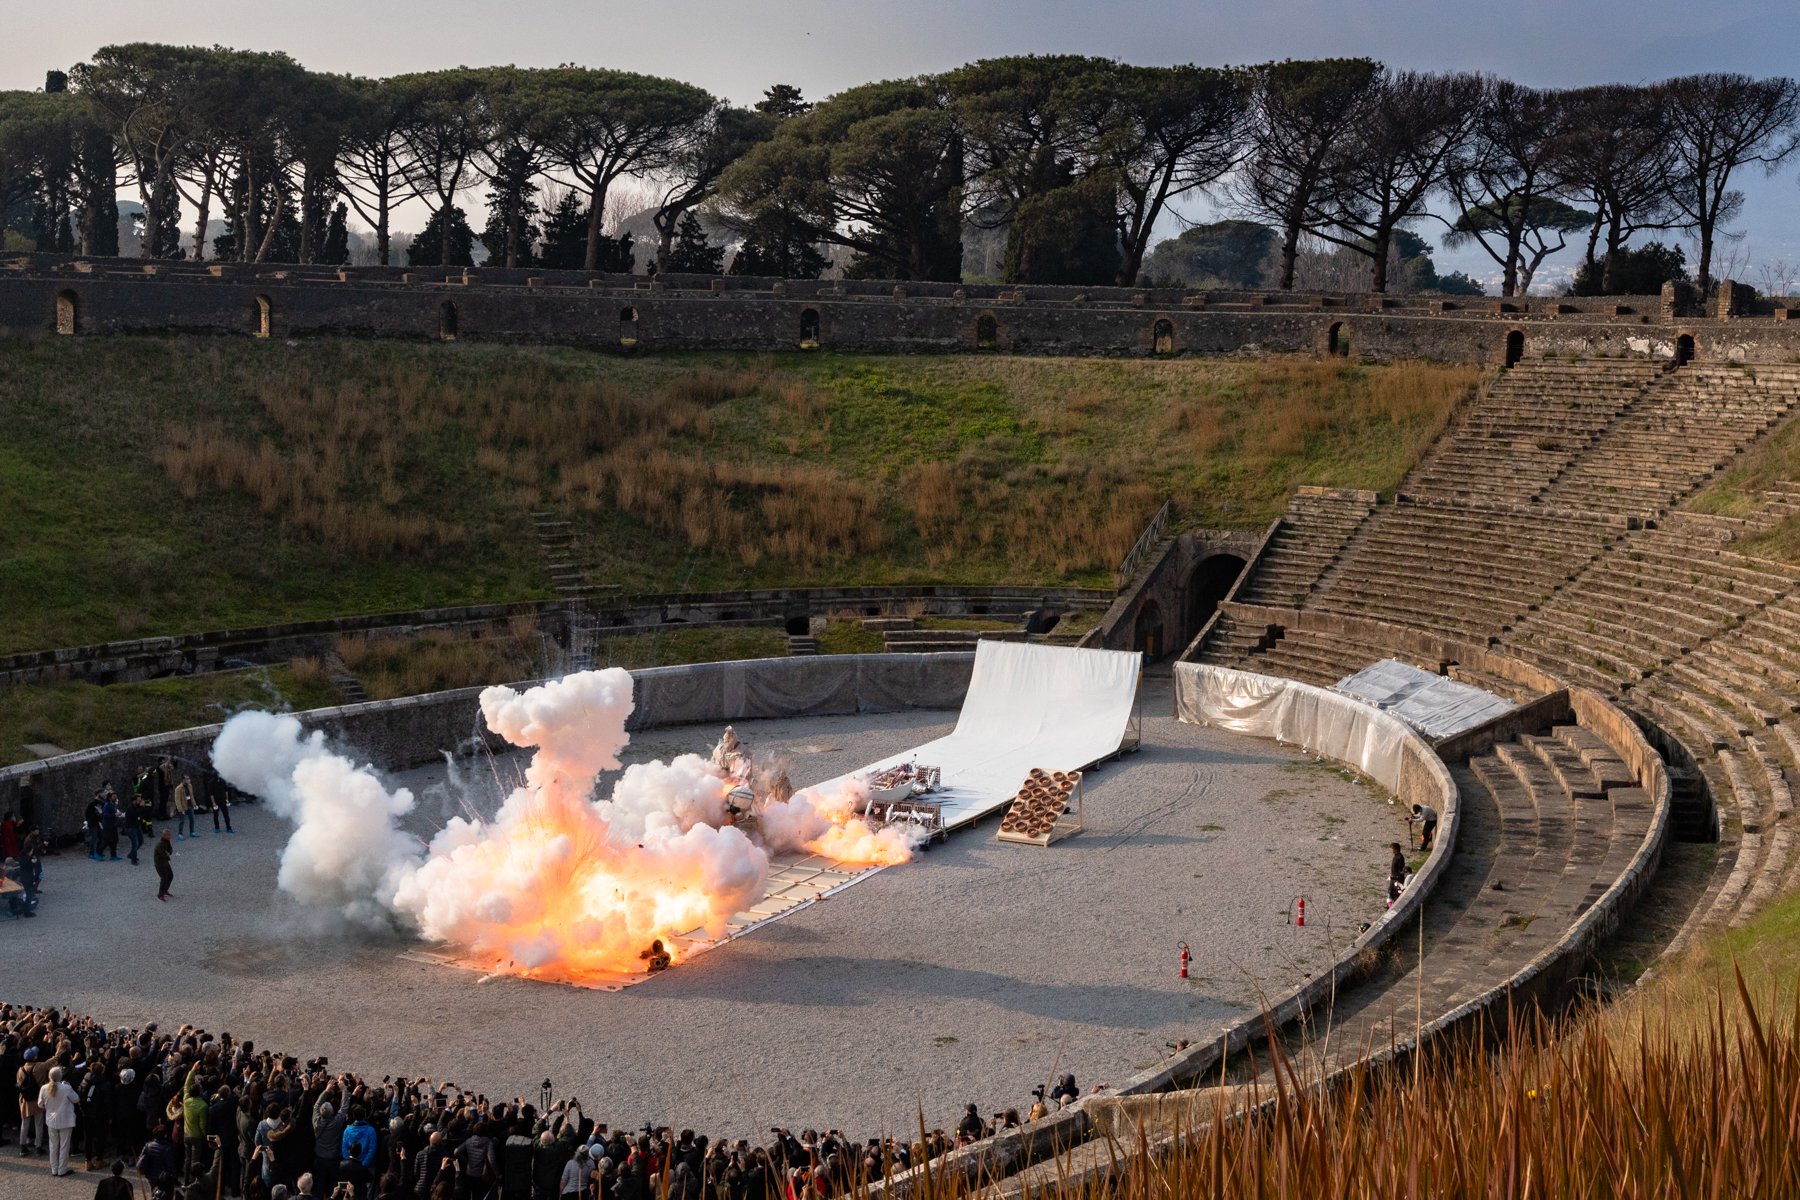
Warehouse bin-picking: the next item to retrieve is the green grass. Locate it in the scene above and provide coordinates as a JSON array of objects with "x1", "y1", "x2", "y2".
[
  {"x1": 587, "y1": 626, "x2": 789, "y2": 670},
  {"x1": 0, "y1": 337, "x2": 1475, "y2": 655},
  {"x1": 915, "y1": 616, "x2": 1018, "y2": 631},
  {"x1": 0, "y1": 667, "x2": 340, "y2": 767},
  {"x1": 816, "y1": 620, "x2": 885, "y2": 655},
  {"x1": 1689, "y1": 416, "x2": 1800, "y2": 520}
]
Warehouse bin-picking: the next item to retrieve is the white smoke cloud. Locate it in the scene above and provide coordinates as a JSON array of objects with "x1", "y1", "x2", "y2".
[{"x1": 211, "y1": 711, "x2": 423, "y2": 927}]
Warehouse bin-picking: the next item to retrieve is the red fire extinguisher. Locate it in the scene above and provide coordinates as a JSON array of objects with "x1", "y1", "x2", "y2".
[
  {"x1": 1296, "y1": 896, "x2": 1307, "y2": 927},
  {"x1": 1178, "y1": 941, "x2": 1190, "y2": 979}
]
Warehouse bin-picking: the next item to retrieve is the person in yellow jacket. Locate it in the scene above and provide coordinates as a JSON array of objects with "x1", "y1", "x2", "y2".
[{"x1": 172, "y1": 774, "x2": 198, "y2": 841}]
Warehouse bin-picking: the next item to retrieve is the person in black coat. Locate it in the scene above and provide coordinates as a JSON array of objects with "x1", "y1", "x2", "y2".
[{"x1": 155, "y1": 832, "x2": 174, "y2": 901}]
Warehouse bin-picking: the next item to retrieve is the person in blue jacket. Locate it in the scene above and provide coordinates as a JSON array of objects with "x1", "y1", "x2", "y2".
[{"x1": 341, "y1": 1104, "x2": 378, "y2": 1171}]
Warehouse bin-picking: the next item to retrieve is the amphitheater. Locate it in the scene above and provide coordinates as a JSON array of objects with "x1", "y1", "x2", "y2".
[{"x1": 9, "y1": 254, "x2": 1800, "y2": 1195}]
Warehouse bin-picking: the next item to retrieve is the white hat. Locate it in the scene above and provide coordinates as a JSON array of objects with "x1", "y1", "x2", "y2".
[{"x1": 120, "y1": 1068, "x2": 137, "y2": 1084}]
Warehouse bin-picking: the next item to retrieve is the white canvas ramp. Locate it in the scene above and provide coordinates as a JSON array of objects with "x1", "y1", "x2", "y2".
[
  {"x1": 600, "y1": 643, "x2": 1140, "y2": 984},
  {"x1": 1333, "y1": 658, "x2": 1514, "y2": 739},
  {"x1": 833, "y1": 640, "x2": 1143, "y2": 829}
]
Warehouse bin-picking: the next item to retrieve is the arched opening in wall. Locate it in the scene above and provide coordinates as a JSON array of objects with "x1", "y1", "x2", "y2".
[
  {"x1": 1185, "y1": 554, "x2": 1247, "y2": 645},
  {"x1": 620, "y1": 306, "x2": 639, "y2": 344},
  {"x1": 1675, "y1": 333, "x2": 1696, "y2": 366},
  {"x1": 438, "y1": 300, "x2": 459, "y2": 342},
  {"x1": 54, "y1": 289, "x2": 78, "y2": 335},
  {"x1": 1504, "y1": 329, "x2": 1525, "y2": 368},
  {"x1": 1133, "y1": 599, "x2": 1165, "y2": 661},
  {"x1": 783, "y1": 615, "x2": 810, "y2": 636},
  {"x1": 1151, "y1": 319, "x2": 1175, "y2": 356},
  {"x1": 252, "y1": 295, "x2": 272, "y2": 338},
  {"x1": 976, "y1": 313, "x2": 998, "y2": 350},
  {"x1": 1326, "y1": 321, "x2": 1346, "y2": 357},
  {"x1": 799, "y1": 307, "x2": 820, "y2": 348}
]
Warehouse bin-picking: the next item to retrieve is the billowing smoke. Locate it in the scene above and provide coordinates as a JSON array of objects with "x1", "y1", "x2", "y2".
[
  {"x1": 211, "y1": 668, "x2": 917, "y2": 982},
  {"x1": 212, "y1": 711, "x2": 424, "y2": 927}
]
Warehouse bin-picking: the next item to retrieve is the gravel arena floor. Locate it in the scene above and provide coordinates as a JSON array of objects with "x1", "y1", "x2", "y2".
[{"x1": 1, "y1": 674, "x2": 1410, "y2": 1194}]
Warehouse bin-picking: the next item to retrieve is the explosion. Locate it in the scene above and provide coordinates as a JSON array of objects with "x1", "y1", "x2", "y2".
[{"x1": 212, "y1": 668, "x2": 920, "y2": 983}]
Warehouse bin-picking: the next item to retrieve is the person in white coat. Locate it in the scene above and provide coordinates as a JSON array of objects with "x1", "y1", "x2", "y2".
[{"x1": 40, "y1": 1065, "x2": 79, "y2": 1176}]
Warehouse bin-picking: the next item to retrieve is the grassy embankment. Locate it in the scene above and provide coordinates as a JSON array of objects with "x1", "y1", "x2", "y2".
[
  {"x1": 0, "y1": 337, "x2": 1476, "y2": 759},
  {"x1": 1689, "y1": 405, "x2": 1800, "y2": 560}
]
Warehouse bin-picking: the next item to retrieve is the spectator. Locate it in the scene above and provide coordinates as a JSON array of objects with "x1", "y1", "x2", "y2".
[
  {"x1": 2, "y1": 1002, "x2": 1014, "y2": 1200},
  {"x1": 210, "y1": 774, "x2": 236, "y2": 835},
  {"x1": 138, "y1": 1123, "x2": 180, "y2": 1200},
  {"x1": 86, "y1": 794, "x2": 106, "y2": 861},
  {"x1": 101, "y1": 790, "x2": 123, "y2": 861},
  {"x1": 342, "y1": 1105, "x2": 377, "y2": 1173},
  {"x1": 127, "y1": 790, "x2": 154, "y2": 865},
  {"x1": 311, "y1": 1100, "x2": 347, "y2": 1196},
  {"x1": 156, "y1": 830, "x2": 175, "y2": 901},
  {"x1": 96, "y1": 1158, "x2": 135, "y2": 1200},
  {"x1": 42, "y1": 1063, "x2": 80, "y2": 1175},
  {"x1": 18, "y1": 1045, "x2": 46, "y2": 1157}
]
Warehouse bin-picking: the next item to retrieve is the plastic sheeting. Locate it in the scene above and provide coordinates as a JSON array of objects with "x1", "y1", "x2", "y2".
[
  {"x1": 1174, "y1": 661, "x2": 1414, "y2": 795},
  {"x1": 628, "y1": 652, "x2": 976, "y2": 729},
  {"x1": 826, "y1": 640, "x2": 1144, "y2": 830},
  {"x1": 1334, "y1": 659, "x2": 1515, "y2": 739}
]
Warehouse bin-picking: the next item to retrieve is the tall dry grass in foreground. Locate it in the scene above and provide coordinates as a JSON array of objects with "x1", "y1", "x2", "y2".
[{"x1": 972, "y1": 971, "x2": 1798, "y2": 1200}]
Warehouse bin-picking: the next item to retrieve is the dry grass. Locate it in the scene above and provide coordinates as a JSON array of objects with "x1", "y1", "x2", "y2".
[
  {"x1": 1066, "y1": 983, "x2": 1800, "y2": 1200},
  {"x1": 331, "y1": 628, "x2": 545, "y2": 701},
  {"x1": 3, "y1": 336, "x2": 1478, "y2": 654},
  {"x1": 148, "y1": 350, "x2": 1472, "y2": 582}
]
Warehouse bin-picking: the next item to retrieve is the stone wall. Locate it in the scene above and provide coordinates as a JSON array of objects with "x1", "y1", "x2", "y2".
[
  {"x1": 12, "y1": 255, "x2": 1800, "y2": 364},
  {"x1": 0, "y1": 585, "x2": 1105, "y2": 688},
  {"x1": 0, "y1": 652, "x2": 976, "y2": 837}
]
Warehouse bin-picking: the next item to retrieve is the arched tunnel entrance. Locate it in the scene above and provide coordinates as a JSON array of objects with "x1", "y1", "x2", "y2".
[{"x1": 1185, "y1": 554, "x2": 1247, "y2": 645}]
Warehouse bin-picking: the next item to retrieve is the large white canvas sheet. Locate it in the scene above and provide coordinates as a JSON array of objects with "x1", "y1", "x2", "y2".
[{"x1": 821, "y1": 640, "x2": 1144, "y2": 829}]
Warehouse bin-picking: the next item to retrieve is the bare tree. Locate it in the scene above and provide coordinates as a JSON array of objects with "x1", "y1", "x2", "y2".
[
  {"x1": 1229, "y1": 58, "x2": 1383, "y2": 290},
  {"x1": 1442, "y1": 81, "x2": 1590, "y2": 296},
  {"x1": 1309, "y1": 70, "x2": 1485, "y2": 293},
  {"x1": 1550, "y1": 85, "x2": 1677, "y2": 293},
  {"x1": 1659, "y1": 73, "x2": 1800, "y2": 291}
]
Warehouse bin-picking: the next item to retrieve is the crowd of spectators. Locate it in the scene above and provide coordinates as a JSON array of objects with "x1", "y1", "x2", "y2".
[{"x1": 3, "y1": 1005, "x2": 1083, "y2": 1200}]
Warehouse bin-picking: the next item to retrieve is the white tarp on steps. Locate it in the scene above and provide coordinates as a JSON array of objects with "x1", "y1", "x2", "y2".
[{"x1": 1333, "y1": 659, "x2": 1515, "y2": 739}]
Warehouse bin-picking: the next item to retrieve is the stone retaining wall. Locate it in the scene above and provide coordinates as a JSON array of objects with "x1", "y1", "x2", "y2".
[
  {"x1": 0, "y1": 586, "x2": 1105, "y2": 688},
  {"x1": 11, "y1": 261, "x2": 1800, "y2": 364},
  {"x1": 0, "y1": 653, "x2": 976, "y2": 836}
]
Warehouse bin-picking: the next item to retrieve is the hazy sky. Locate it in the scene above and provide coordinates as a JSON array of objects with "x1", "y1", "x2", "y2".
[{"x1": 11, "y1": 0, "x2": 1800, "y2": 285}]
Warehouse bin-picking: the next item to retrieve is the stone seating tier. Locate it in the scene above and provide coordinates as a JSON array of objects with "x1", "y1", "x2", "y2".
[{"x1": 1258, "y1": 724, "x2": 1648, "y2": 1084}]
